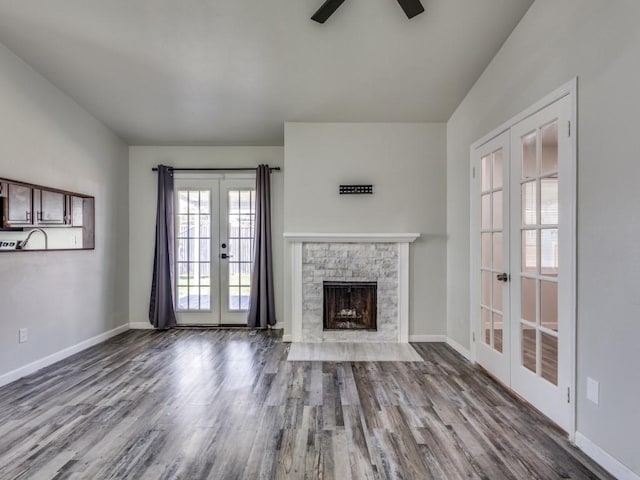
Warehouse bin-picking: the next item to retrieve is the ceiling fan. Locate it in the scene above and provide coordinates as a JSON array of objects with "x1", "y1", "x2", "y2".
[{"x1": 311, "y1": 0, "x2": 425, "y2": 23}]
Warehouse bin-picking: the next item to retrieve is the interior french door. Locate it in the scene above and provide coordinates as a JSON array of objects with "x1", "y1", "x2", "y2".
[
  {"x1": 474, "y1": 131, "x2": 511, "y2": 387},
  {"x1": 473, "y1": 94, "x2": 574, "y2": 432},
  {"x1": 174, "y1": 175, "x2": 256, "y2": 325}
]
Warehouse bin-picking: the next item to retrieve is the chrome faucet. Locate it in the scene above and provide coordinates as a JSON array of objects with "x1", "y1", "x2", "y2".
[{"x1": 17, "y1": 228, "x2": 49, "y2": 250}]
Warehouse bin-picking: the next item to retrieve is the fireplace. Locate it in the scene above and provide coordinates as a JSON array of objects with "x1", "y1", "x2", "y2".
[{"x1": 323, "y1": 281, "x2": 377, "y2": 331}]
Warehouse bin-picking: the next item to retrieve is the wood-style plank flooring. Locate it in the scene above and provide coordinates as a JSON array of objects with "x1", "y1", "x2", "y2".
[{"x1": 0, "y1": 330, "x2": 612, "y2": 479}]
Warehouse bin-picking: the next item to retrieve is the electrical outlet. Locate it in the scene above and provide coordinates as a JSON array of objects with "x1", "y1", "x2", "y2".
[
  {"x1": 72, "y1": 235, "x2": 77, "y2": 246},
  {"x1": 586, "y1": 377, "x2": 599, "y2": 405},
  {"x1": 18, "y1": 328, "x2": 28, "y2": 343}
]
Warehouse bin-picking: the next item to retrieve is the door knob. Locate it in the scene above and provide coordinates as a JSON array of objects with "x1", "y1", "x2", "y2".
[
  {"x1": 497, "y1": 273, "x2": 509, "y2": 282},
  {"x1": 221, "y1": 253, "x2": 233, "y2": 259}
]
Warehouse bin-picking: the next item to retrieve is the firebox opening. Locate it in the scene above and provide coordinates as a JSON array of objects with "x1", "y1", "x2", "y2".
[{"x1": 323, "y1": 281, "x2": 377, "y2": 331}]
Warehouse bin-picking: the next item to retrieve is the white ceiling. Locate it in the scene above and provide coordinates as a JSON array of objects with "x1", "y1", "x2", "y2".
[{"x1": 0, "y1": 0, "x2": 533, "y2": 145}]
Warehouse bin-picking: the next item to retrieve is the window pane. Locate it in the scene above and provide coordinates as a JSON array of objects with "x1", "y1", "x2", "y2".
[
  {"x1": 481, "y1": 271, "x2": 491, "y2": 307},
  {"x1": 178, "y1": 191, "x2": 189, "y2": 214},
  {"x1": 188, "y1": 238, "x2": 199, "y2": 262},
  {"x1": 240, "y1": 286, "x2": 251, "y2": 310},
  {"x1": 178, "y1": 287, "x2": 189, "y2": 309},
  {"x1": 492, "y1": 191, "x2": 502, "y2": 230},
  {"x1": 481, "y1": 155, "x2": 491, "y2": 192},
  {"x1": 200, "y1": 263, "x2": 211, "y2": 286},
  {"x1": 177, "y1": 240, "x2": 188, "y2": 262},
  {"x1": 229, "y1": 215, "x2": 240, "y2": 238},
  {"x1": 199, "y1": 239, "x2": 210, "y2": 262},
  {"x1": 522, "y1": 324, "x2": 537, "y2": 373},
  {"x1": 200, "y1": 190, "x2": 210, "y2": 214},
  {"x1": 482, "y1": 308, "x2": 491, "y2": 345},
  {"x1": 481, "y1": 194, "x2": 491, "y2": 230},
  {"x1": 188, "y1": 191, "x2": 199, "y2": 214},
  {"x1": 522, "y1": 181, "x2": 537, "y2": 225},
  {"x1": 240, "y1": 239, "x2": 252, "y2": 263},
  {"x1": 522, "y1": 131, "x2": 537, "y2": 179},
  {"x1": 177, "y1": 263, "x2": 188, "y2": 286},
  {"x1": 200, "y1": 215, "x2": 211, "y2": 237},
  {"x1": 540, "y1": 177, "x2": 558, "y2": 225},
  {"x1": 229, "y1": 262, "x2": 240, "y2": 286},
  {"x1": 540, "y1": 280, "x2": 558, "y2": 332},
  {"x1": 189, "y1": 215, "x2": 198, "y2": 238},
  {"x1": 177, "y1": 215, "x2": 189, "y2": 237},
  {"x1": 522, "y1": 230, "x2": 537, "y2": 273},
  {"x1": 492, "y1": 233, "x2": 502, "y2": 270},
  {"x1": 229, "y1": 191, "x2": 240, "y2": 214},
  {"x1": 229, "y1": 288, "x2": 240, "y2": 310},
  {"x1": 541, "y1": 229, "x2": 559, "y2": 276},
  {"x1": 240, "y1": 262, "x2": 252, "y2": 278},
  {"x1": 541, "y1": 332, "x2": 558, "y2": 385},
  {"x1": 492, "y1": 275, "x2": 503, "y2": 313},
  {"x1": 493, "y1": 313, "x2": 503, "y2": 353},
  {"x1": 240, "y1": 190, "x2": 251, "y2": 214},
  {"x1": 189, "y1": 287, "x2": 200, "y2": 310},
  {"x1": 189, "y1": 263, "x2": 200, "y2": 285},
  {"x1": 492, "y1": 150, "x2": 503, "y2": 190},
  {"x1": 200, "y1": 287, "x2": 211, "y2": 310},
  {"x1": 521, "y1": 277, "x2": 536, "y2": 323},
  {"x1": 541, "y1": 122, "x2": 558, "y2": 174},
  {"x1": 481, "y1": 233, "x2": 491, "y2": 268}
]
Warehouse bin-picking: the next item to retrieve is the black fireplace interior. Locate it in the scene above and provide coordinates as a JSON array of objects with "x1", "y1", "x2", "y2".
[{"x1": 323, "y1": 281, "x2": 377, "y2": 331}]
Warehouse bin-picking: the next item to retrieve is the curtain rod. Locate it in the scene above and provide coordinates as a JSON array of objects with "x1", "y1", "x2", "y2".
[{"x1": 151, "y1": 166, "x2": 281, "y2": 172}]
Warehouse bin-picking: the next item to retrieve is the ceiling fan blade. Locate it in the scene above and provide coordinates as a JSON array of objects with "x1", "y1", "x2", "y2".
[
  {"x1": 396, "y1": 0, "x2": 425, "y2": 19},
  {"x1": 311, "y1": 0, "x2": 347, "y2": 23}
]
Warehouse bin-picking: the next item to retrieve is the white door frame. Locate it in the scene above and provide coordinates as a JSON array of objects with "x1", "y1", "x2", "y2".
[{"x1": 469, "y1": 78, "x2": 577, "y2": 439}]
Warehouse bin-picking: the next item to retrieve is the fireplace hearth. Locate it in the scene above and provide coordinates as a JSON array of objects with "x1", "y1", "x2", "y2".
[{"x1": 323, "y1": 281, "x2": 377, "y2": 331}]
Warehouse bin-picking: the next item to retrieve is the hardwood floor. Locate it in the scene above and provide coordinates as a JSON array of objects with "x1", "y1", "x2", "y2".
[{"x1": 0, "y1": 330, "x2": 611, "y2": 479}]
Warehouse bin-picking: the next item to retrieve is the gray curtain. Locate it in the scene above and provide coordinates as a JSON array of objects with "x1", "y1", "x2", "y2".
[
  {"x1": 149, "y1": 165, "x2": 177, "y2": 329},
  {"x1": 247, "y1": 165, "x2": 276, "y2": 328}
]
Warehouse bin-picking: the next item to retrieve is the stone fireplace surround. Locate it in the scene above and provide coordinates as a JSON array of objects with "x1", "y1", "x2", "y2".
[{"x1": 284, "y1": 233, "x2": 420, "y2": 343}]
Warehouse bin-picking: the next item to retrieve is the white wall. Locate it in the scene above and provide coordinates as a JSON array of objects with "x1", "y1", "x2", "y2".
[
  {"x1": 128, "y1": 147, "x2": 284, "y2": 327},
  {"x1": 284, "y1": 123, "x2": 447, "y2": 339},
  {"x1": 447, "y1": 0, "x2": 640, "y2": 475},
  {"x1": 0, "y1": 42, "x2": 129, "y2": 381}
]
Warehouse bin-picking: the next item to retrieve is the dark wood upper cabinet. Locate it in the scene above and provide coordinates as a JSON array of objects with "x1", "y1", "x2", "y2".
[
  {"x1": 0, "y1": 177, "x2": 94, "y2": 251},
  {"x1": 5, "y1": 183, "x2": 34, "y2": 226}
]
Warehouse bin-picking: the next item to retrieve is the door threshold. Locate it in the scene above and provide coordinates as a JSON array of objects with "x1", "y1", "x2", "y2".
[{"x1": 175, "y1": 324, "x2": 249, "y2": 329}]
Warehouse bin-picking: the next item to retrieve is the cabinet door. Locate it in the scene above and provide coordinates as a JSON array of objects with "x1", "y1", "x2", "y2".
[
  {"x1": 37, "y1": 189, "x2": 67, "y2": 224},
  {"x1": 6, "y1": 184, "x2": 33, "y2": 225},
  {"x1": 71, "y1": 196, "x2": 84, "y2": 226}
]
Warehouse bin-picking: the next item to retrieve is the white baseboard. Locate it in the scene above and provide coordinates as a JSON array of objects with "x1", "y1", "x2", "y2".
[
  {"x1": 129, "y1": 321, "x2": 154, "y2": 330},
  {"x1": 446, "y1": 336, "x2": 472, "y2": 361},
  {"x1": 575, "y1": 432, "x2": 639, "y2": 480},
  {"x1": 282, "y1": 334, "x2": 292, "y2": 342},
  {"x1": 408, "y1": 335, "x2": 446, "y2": 342},
  {"x1": 0, "y1": 324, "x2": 129, "y2": 389}
]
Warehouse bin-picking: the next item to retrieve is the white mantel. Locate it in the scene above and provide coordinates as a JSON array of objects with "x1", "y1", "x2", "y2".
[
  {"x1": 283, "y1": 233, "x2": 420, "y2": 243},
  {"x1": 284, "y1": 233, "x2": 420, "y2": 343}
]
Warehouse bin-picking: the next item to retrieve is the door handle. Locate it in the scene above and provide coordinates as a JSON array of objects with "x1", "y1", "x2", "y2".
[
  {"x1": 221, "y1": 253, "x2": 233, "y2": 259},
  {"x1": 497, "y1": 273, "x2": 509, "y2": 282}
]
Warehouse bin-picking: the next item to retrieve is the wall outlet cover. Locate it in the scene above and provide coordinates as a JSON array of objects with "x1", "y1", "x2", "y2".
[
  {"x1": 18, "y1": 328, "x2": 28, "y2": 343},
  {"x1": 586, "y1": 377, "x2": 599, "y2": 405}
]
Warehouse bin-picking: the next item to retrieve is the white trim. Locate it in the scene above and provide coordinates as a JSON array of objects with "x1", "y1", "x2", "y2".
[
  {"x1": 291, "y1": 242, "x2": 303, "y2": 342},
  {"x1": 282, "y1": 334, "x2": 293, "y2": 343},
  {"x1": 283, "y1": 233, "x2": 420, "y2": 243},
  {"x1": 0, "y1": 324, "x2": 129, "y2": 388},
  {"x1": 471, "y1": 78, "x2": 577, "y2": 150},
  {"x1": 398, "y1": 243, "x2": 410, "y2": 343},
  {"x1": 575, "y1": 432, "x2": 639, "y2": 480},
  {"x1": 408, "y1": 335, "x2": 446, "y2": 342},
  {"x1": 446, "y1": 336, "x2": 472, "y2": 361},
  {"x1": 129, "y1": 321, "x2": 154, "y2": 330}
]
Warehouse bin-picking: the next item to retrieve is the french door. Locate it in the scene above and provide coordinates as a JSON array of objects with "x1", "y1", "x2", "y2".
[
  {"x1": 174, "y1": 175, "x2": 256, "y2": 325},
  {"x1": 472, "y1": 94, "x2": 575, "y2": 432}
]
